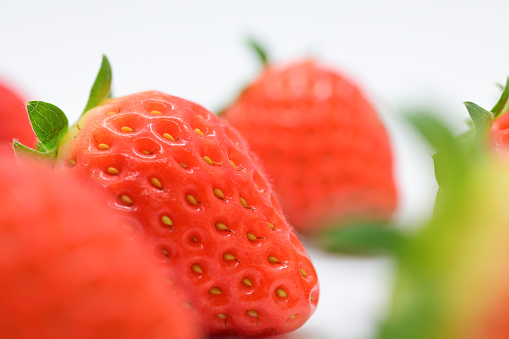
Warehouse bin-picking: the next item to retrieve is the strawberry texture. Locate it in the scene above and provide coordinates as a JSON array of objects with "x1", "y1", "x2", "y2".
[
  {"x1": 0, "y1": 156, "x2": 199, "y2": 339},
  {"x1": 221, "y1": 60, "x2": 397, "y2": 233},
  {"x1": 490, "y1": 110, "x2": 509, "y2": 152},
  {"x1": 0, "y1": 80, "x2": 36, "y2": 153},
  {"x1": 53, "y1": 91, "x2": 319, "y2": 336}
]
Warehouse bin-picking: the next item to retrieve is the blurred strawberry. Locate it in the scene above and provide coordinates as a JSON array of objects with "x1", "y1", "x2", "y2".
[
  {"x1": 0, "y1": 78, "x2": 35, "y2": 153},
  {"x1": 220, "y1": 41, "x2": 397, "y2": 234},
  {"x1": 329, "y1": 97, "x2": 509, "y2": 338},
  {"x1": 0, "y1": 156, "x2": 199, "y2": 339}
]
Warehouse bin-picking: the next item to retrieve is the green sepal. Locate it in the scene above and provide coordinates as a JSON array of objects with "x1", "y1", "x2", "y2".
[
  {"x1": 25, "y1": 101, "x2": 68, "y2": 157},
  {"x1": 12, "y1": 140, "x2": 56, "y2": 160},
  {"x1": 247, "y1": 37, "x2": 269, "y2": 67},
  {"x1": 406, "y1": 113, "x2": 466, "y2": 189},
  {"x1": 83, "y1": 55, "x2": 112, "y2": 114},
  {"x1": 376, "y1": 110, "x2": 509, "y2": 339},
  {"x1": 318, "y1": 223, "x2": 406, "y2": 255},
  {"x1": 464, "y1": 101, "x2": 493, "y2": 138},
  {"x1": 491, "y1": 77, "x2": 509, "y2": 117}
]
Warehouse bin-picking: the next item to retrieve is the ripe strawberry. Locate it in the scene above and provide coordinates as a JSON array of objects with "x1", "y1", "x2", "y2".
[
  {"x1": 16, "y1": 56, "x2": 319, "y2": 336},
  {"x1": 0, "y1": 156, "x2": 198, "y2": 339},
  {"x1": 490, "y1": 114, "x2": 509, "y2": 149},
  {"x1": 220, "y1": 46, "x2": 397, "y2": 234},
  {"x1": 0, "y1": 78, "x2": 36, "y2": 153}
]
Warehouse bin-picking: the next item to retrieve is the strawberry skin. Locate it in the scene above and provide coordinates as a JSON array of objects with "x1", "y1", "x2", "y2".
[
  {"x1": 0, "y1": 156, "x2": 198, "y2": 339},
  {"x1": 51, "y1": 90, "x2": 319, "y2": 336},
  {"x1": 221, "y1": 60, "x2": 397, "y2": 233},
  {"x1": 0, "y1": 80, "x2": 36, "y2": 153},
  {"x1": 490, "y1": 110, "x2": 509, "y2": 152}
]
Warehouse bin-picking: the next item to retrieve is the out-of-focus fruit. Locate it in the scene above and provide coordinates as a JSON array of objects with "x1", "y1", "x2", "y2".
[
  {"x1": 0, "y1": 156, "x2": 199, "y2": 339},
  {"x1": 221, "y1": 45, "x2": 396, "y2": 234},
  {"x1": 0, "y1": 79, "x2": 35, "y2": 153},
  {"x1": 328, "y1": 96, "x2": 509, "y2": 338}
]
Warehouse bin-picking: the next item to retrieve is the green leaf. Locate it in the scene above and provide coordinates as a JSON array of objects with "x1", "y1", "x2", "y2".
[
  {"x1": 12, "y1": 140, "x2": 56, "y2": 160},
  {"x1": 491, "y1": 77, "x2": 509, "y2": 117},
  {"x1": 319, "y1": 223, "x2": 406, "y2": 254},
  {"x1": 247, "y1": 38, "x2": 269, "y2": 67},
  {"x1": 83, "y1": 55, "x2": 112, "y2": 114},
  {"x1": 406, "y1": 113, "x2": 466, "y2": 188},
  {"x1": 464, "y1": 101, "x2": 493, "y2": 137},
  {"x1": 26, "y1": 101, "x2": 68, "y2": 157}
]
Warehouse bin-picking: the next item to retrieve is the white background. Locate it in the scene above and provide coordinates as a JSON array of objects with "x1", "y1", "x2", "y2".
[{"x1": 2, "y1": 1, "x2": 508, "y2": 338}]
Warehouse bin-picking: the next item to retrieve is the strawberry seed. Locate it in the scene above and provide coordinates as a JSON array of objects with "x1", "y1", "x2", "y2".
[
  {"x1": 151, "y1": 177, "x2": 162, "y2": 189},
  {"x1": 242, "y1": 277, "x2": 253, "y2": 287},
  {"x1": 163, "y1": 133, "x2": 175, "y2": 141},
  {"x1": 268, "y1": 256, "x2": 280, "y2": 264},
  {"x1": 98, "y1": 143, "x2": 110, "y2": 150},
  {"x1": 223, "y1": 253, "x2": 237, "y2": 261},
  {"x1": 213, "y1": 188, "x2": 225, "y2": 199},
  {"x1": 191, "y1": 263, "x2": 203, "y2": 274},
  {"x1": 275, "y1": 288, "x2": 288, "y2": 298},
  {"x1": 215, "y1": 222, "x2": 229, "y2": 232},
  {"x1": 121, "y1": 126, "x2": 133, "y2": 132},
  {"x1": 209, "y1": 287, "x2": 222, "y2": 295},
  {"x1": 186, "y1": 194, "x2": 198, "y2": 205},
  {"x1": 119, "y1": 195, "x2": 133, "y2": 205},
  {"x1": 107, "y1": 167, "x2": 119, "y2": 175},
  {"x1": 161, "y1": 215, "x2": 173, "y2": 227}
]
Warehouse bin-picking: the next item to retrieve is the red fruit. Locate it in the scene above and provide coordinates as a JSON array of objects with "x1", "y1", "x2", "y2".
[
  {"x1": 0, "y1": 79, "x2": 36, "y2": 153},
  {"x1": 0, "y1": 156, "x2": 198, "y2": 339},
  {"x1": 20, "y1": 57, "x2": 319, "y2": 336},
  {"x1": 490, "y1": 110, "x2": 509, "y2": 151},
  {"x1": 56, "y1": 91, "x2": 318, "y2": 336},
  {"x1": 221, "y1": 60, "x2": 397, "y2": 233}
]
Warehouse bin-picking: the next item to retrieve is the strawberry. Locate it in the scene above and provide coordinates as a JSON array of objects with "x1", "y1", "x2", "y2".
[
  {"x1": 489, "y1": 79, "x2": 509, "y2": 153},
  {"x1": 0, "y1": 78, "x2": 36, "y2": 153},
  {"x1": 15, "y1": 56, "x2": 319, "y2": 336},
  {"x1": 0, "y1": 155, "x2": 199, "y2": 339},
  {"x1": 329, "y1": 98, "x2": 509, "y2": 338},
  {"x1": 220, "y1": 43, "x2": 397, "y2": 234}
]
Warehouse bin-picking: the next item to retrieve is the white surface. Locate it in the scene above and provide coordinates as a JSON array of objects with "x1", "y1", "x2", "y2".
[{"x1": 2, "y1": 1, "x2": 509, "y2": 337}]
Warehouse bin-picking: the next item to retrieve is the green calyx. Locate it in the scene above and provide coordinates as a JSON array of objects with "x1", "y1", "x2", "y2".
[
  {"x1": 247, "y1": 37, "x2": 269, "y2": 68},
  {"x1": 317, "y1": 222, "x2": 407, "y2": 255},
  {"x1": 491, "y1": 77, "x2": 509, "y2": 118},
  {"x1": 13, "y1": 55, "x2": 112, "y2": 161}
]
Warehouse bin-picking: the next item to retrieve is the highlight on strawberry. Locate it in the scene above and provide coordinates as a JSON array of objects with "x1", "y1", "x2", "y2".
[
  {"x1": 220, "y1": 39, "x2": 397, "y2": 236},
  {"x1": 0, "y1": 156, "x2": 199, "y2": 339},
  {"x1": 324, "y1": 87, "x2": 509, "y2": 338},
  {"x1": 14, "y1": 56, "x2": 319, "y2": 336}
]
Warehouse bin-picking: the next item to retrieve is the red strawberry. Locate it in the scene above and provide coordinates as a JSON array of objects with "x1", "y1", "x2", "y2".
[
  {"x1": 221, "y1": 48, "x2": 397, "y2": 234},
  {"x1": 0, "y1": 79, "x2": 36, "y2": 153},
  {"x1": 490, "y1": 112, "x2": 509, "y2": 152},
  {"x1": 16, "y1": 56, "x2": 319, "y2": 336},
  {"x1": 0, "y1": 156, "x2": 199, "y2": 339}
]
